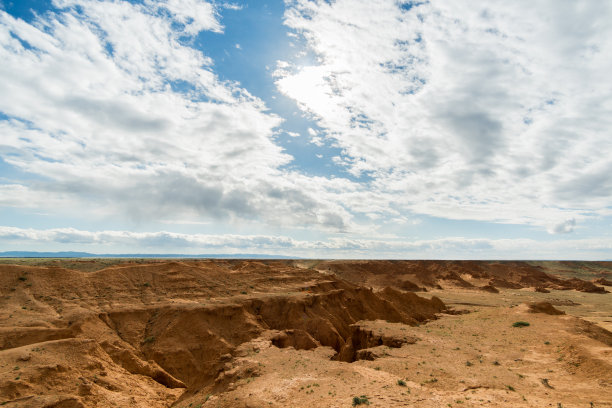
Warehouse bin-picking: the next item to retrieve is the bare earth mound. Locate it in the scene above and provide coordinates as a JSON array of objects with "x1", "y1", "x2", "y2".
[
  {"x1": 1, "y1": 259, "x2": 610, "y2": 407},
  {"x1": 311, "y1": 260, "x2": 610, "y2": 293},
  {"x1": 526, "y1": 301, "x2": 565, "y2": 315}
]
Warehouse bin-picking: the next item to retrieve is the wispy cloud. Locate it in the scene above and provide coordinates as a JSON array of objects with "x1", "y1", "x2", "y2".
[
  {"x1": 1, "y1": 225, "x2": 611, "y2": 259},
  {"x1": 278, "y1": 0, "x2": 612, "y2": 231}
]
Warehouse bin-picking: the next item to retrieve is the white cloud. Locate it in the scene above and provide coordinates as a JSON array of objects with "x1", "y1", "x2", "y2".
[
  {"x1": 220, "y1": 3, "x2": 242, "y2": 11},
  {"x1": 548, "y1": 218, "x2": 576, "y2": 234},
  {"x1": 1, "y1": 225, "x2": 611, "y2": 259},
  {"x1": 278, "y1": 0, "x2": 612, "y2": 229},
  {"x1": 307, "y1": 127, "x2": 324, "y2": 146},
  {"x1": 0, "y1": 0, "x2": 355, "y2": 231},
  {"x1": 2, "y1": 0, "x2": 612, "y2": 254},
  {"x1": 144, "y1": 0, "x2": 222, "y2": 35},
  {"x1": 272, "y1": 60, "x2": 292, "y2": 78}
]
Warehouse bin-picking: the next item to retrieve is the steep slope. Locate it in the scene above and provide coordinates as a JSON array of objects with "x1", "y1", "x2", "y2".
[{"x1": 0, "y1": 260, "x2": 447, "y2": 407}]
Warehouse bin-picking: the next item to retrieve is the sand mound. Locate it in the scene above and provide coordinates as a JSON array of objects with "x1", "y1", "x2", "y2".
[
  {"x1": 527, "y1": 302, "x2": 565, "y2": 315},
  {"x1": 479, "y1": 284, "x2": 500, "y2": 293},
  {"x1": 562, "y1": 278, "x2": 608, "y2": 293},
  {"x1": 593, "y1": 277, "x2": 612, "y2": 286},
  {"x1": 399, "y1": 279, "x2": 426, "y2": 292}
]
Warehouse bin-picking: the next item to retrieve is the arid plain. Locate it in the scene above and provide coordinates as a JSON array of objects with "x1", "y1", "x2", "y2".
[{"x1": 0, "y1": 259, "x2": 610, "y2": 407}]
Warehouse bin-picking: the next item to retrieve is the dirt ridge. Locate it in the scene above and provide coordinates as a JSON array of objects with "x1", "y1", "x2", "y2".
[{"x1": 0, "y1": 261, "x2": 446, "y2": 406}]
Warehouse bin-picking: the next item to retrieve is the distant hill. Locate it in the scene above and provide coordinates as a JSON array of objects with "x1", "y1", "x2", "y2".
[{"x1": 0, "y1": 251, "x2": 297, "y2": 259}]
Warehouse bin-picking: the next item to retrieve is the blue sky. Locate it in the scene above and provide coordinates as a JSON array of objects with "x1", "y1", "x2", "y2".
[{"x1": 0, "y1": 0, "x2": 611, "y2": 258}]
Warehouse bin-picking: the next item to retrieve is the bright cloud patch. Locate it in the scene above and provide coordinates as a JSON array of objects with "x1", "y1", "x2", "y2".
[
  {"x1": 0, "y1": 0, "x2": 352, "y2": 230},
  {"x1": 278, "y1": 0, "x2": 612, "y2": 229}
]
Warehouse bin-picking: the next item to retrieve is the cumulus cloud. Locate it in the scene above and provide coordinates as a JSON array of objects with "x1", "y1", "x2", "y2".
[
  {"x1": 548, "y1": 218, "x2": 576, "y2": 234},
  {"x1": 278, "y1": 0, "x2": 612, "y2": 229},
  {"x1": 0, "y1": 0, "x2": 353, "y2": 231}
]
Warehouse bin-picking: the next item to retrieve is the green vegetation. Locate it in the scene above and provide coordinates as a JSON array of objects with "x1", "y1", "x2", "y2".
[
  {"x1": 143, "y1": 336, "x2": 156, "y2": 344},
  {"x1": 512, "y1": 321, "x2": 530, "y2": 328},
  {"x1": 397, "y1": 379, "x2": 406, "y2": 386},
  {"x1": 352, "y1": 395, "x2": 370, "y2": 406}
]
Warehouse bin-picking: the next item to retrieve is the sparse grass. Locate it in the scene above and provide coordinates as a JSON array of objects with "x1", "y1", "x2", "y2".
[
  {"x1": 352, "y1": 395, "x2": 370, "y2": 406},
  {"x1": 541, "y1": 378, "x2": 554, "y2": 389},
  {"x1": 465, "y1": 361, "x2": 473, "y2": 367},
  {"x1": 143, "y1": 336, "x2": 155, "y2": 344},
  {"x1": 506, "y1": 385, "x2": 516, "y2": 391},
  {"x1": 512, "y1": 321, "x2": 530, "y2": 328},
  {"x1": 18, "y1": 276, "x2": 27, "y2": 281},
  {"x1": 397, "y1": 379, "x2": 406, "y2": 386}
]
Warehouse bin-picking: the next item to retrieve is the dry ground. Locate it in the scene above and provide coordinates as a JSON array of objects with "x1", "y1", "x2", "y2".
[
  {"x1": 0, "y1": 259, "x2": 610, "y2": 407},
  {"x1": 192, "y1": 287, "x2": 612, "y2": 408}
]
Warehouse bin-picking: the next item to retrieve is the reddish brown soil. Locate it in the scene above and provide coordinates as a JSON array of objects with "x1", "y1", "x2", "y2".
[
  {"x1": 312, "y1": 260, "x2": 609, "y2": 293},
  {"x1": 593, "y1": 277, "x2": 612, "y2": 286},
  {"x1": 0, "y1": 259, "x2": 610, "y2": 407},
  {"x1": 526, "y1": 301, "x2": 565, "y2": 315}
]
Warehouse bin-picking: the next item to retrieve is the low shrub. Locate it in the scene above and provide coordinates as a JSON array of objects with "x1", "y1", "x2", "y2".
[{"x1": 352, "y1": 395, "x2": 370, "y2": 406}]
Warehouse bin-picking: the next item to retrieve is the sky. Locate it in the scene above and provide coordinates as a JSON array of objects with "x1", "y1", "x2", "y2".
[{"x1": 0, "y1": 0, "x2": 611, "y2": 259}]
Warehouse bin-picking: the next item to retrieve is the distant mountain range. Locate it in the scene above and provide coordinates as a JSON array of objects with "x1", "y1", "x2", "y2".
[{"x1": 0, "y1": 251, "x2": 297, "y2": 259}]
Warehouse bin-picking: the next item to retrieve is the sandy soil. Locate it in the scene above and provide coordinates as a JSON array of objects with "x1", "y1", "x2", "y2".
[{"x1": 0, "y1": 260, "x2": 610, "y2": 407}]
